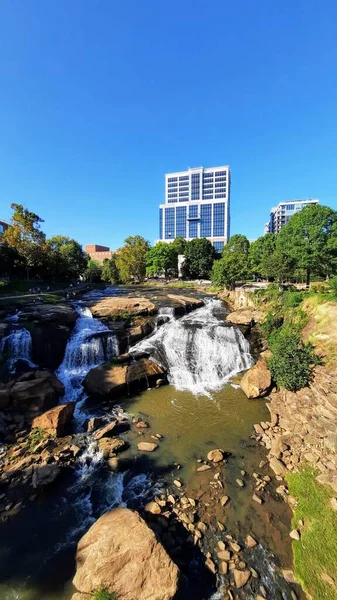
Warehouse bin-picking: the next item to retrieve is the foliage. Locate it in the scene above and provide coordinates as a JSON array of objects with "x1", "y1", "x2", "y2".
[
  {"x1": 267, "y1": 329, "x2": 318, "y2": 391},
  {"x1": 249, "y1": 233, "x2": 276, "y2": 279},
  {"x1": 170, "y1": 236, "x2": 186, "y2": 255},
  {"x1": 183, "y1": 238, "x2": 215, "y2": 279},
  {"x1": 286, "y1": 467, "x2": 337, "y2": 600},
  {"x1": 283, "y1": 290, "x2": 306, "y2": 308},
  {"x1": 260, "y1": 311, "x2": 284, "y2": 339},
  {"x1": 101, "y1": 256, "x2": 120, "y2": 285},
  {"x1": 116, "y1": 235, "x2": 150, "y2": 283},
  {"x1": 261, "y1": 248, "x2": 296, "y2": 283},
  {"x1": 211, "y1": 234, "x2": 250, "y2": 290},
  {"x1": 146, "y1": 242, "x2": 178, "y2": 277},
  {"x1": 46, "y1": 235, "x2": 88, "y2": 280},
  {"x1": 84, "y1": 260, "x2": 102, "y2": 283},
  {"x1": 277, "y1": 204, "x2": 337, "y2": 286},
  {"x1": 92, "y1": 587, "x2": 118, "y2": 600},
  {"x1": 328, "y1": 276, "x2": 337, "y2": 298},
  {"x1": 3, "y1": 204, "x2": 46, "y2": 280}
]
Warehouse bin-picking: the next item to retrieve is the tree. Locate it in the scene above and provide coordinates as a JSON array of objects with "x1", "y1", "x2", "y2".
[
  {"x1": 171, "y1": 236, "x2": 187, "y2": 255},
  {"x1": 183, "y1": 238, "x2": 216, "y2": 279},
  {"x1": 115, "y1": 235, "x2": 150, "y2": 283},
  {"x1": 146, "y1": 242, "x2": 178, "y2": 278},
  {"x1": 277, "y1": 204, "x2": 337, "y2": 286},
  {"x1": 249, "y1": 233, "x2": 277, "y2": 280},
  {"x1": 3, "y1": 203, "x2": 46, "y2": 280},
  {"x1": 261, "y1": 248, "x2": 295, "y2": 284},
  {"x1": 84, "y1": 260, "x2": 102, "y2": 283},
  {"x1": 101, "y1": 256, "x2": 120, "y2": 284},
  {"x1": 211, "y1": 234, "x2": 250, "y2": 290},
  {"x1": 46, "y1": 235, "x2": 88, "y2": 280}
]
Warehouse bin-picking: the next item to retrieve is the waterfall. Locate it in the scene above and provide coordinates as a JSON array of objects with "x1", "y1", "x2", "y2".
[
  {"x1": 131, "y1": 298, "x2": 254, "y2": 396},
  {"x1": 56, "y1": 305, "x2": 119, "y2": 403},
  {"x1": 0, "y1": 328, "x2": 35, "y2": 371}
]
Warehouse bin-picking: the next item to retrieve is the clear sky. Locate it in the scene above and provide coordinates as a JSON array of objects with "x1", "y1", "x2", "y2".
[{"x1": 1, "y1": 0, "x2": 336, "y2": 249}]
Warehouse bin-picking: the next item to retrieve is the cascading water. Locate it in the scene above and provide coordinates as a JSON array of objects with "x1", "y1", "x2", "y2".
[
  {"x1": 0, "y1": 327, "x2": 35, "y2": 371},
  {"x1": 56, "y1": 305, "x2": 119, "y2": 403},
  {"x1": 131, "y1": 299, "x2": 254, "y2": 396}
]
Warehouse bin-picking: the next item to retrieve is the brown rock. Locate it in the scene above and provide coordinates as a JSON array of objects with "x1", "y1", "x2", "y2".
[
  {"x1": 240, "y1": 358, "x2": 273, "y2": 399},
  {"x1": 71, "y1": 508, "x2": 179, "y2": 600},
  {"x1": 98, "y1": 437, "x2": 127, "y2": 458},
  {"x1": 233, "y1": 568, "x2": 251, "y2": 588},
  {"x1": 10, "y1": 370, "x2": 64, "y2": 411},
  {"x1": 136, "y1": 420, "x2": 149, "y2": 429},
  {"x1": 197, "y1": 464, "x2": 211, "y2": 472},
  {"x1": 226, "y1": 309, "x2": 264, "y2": 326},
  {"x1": 219, "y1": 561, "x2": 228, "y2": 575},
  {"x1": 86, "y1": 417, "x2": 104, "y2": 433},
  {"x1": 207, "y1": 449, "x2": 224, "y2": 463},
  {"x1": 32, "y1": 403, "x2": 74, "y2": 437},
  {"x1": 83, "y1": 357, "x2": 165, "y2": 397},
  {"x1": 144, "y1": 501, "x2": 161, "y2": 515},
  {"x1": 32, "y1": 464, "x2": 61, "y2": 488},
  {"x1": 94, "y1": 420, "x2": 118, "y2": 440},
  {"x1": 245, "y1": 535, "x2": 257, "y2": 548},
  {"x1": 89, "y1": 297, "x2": 157, "y2": 319},
  {"x1": 137, "y1": 441, "x2": 158, "y2": 452},
  {"x1": 269, "y1": 456, "x2": 287, "y2": 476}
]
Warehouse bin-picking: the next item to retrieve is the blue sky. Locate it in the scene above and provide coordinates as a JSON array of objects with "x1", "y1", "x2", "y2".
[{"x1": 0, "y1": 0, "x2": 336, "y2": 248}]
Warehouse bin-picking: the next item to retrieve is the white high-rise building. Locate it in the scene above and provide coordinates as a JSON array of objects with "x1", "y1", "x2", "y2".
[
  {"x1": 264, "y1": 199, "x2": 319, "y2": 234},
  {"x1": 158, "y1": 165, "x2": 230, "y2": 253}
]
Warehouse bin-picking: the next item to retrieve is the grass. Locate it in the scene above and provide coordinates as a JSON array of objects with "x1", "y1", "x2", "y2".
[
  {"x1": 286, "y1": 467, "x2": 337, "y2": 600},
  {"x1": 92, "y1": 587, "x2": 118, "y2": 600}
]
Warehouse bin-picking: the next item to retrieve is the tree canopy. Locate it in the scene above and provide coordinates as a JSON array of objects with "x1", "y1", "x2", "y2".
[
  {"x1": 3, "y1": 204, "x2": 46, "y2": 280},
  {"x1": 101, "y1": 256, "x2": 120, "y2": 284},
  {"x1": 212, "y1": 234, "x2": 251, "y2": 289},
  {"x1": 183, "y1": 238, "x2": 216, "y2": 279},
  {"x1": 146, "y1": 242, "x2": 178, "y2": 278},
  {"x1": 116, "y1": 235, "x2": 150, "y2": 283}
]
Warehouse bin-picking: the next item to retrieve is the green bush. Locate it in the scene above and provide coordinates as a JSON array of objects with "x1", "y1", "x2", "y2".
[
  {"x1": 92, "y1": 588, "x2": 118, "y2": 600},
  {"x1": 283, "y1": 290, "x2": 306, "y2": 308},
  {"x1": 268, "y1": 330, "x2": 319, "y2": 391},
  {"x1": 328, "y1": 276, "x2": 337, "y2": 298},
  {"x1": 261, "y1": 311, "x2": 283, "y2": 339}
]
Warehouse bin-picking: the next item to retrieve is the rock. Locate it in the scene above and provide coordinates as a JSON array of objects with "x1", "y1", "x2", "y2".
[
  {"x1": 254, "y1": 424, "x2": 264, "y2": 435},
  {"x1": 144, "y1": 501, "x2": 161, "y2": 515},
  {"x1": 207, "y1": 449, "x2": 224, "y2": 463},
  {"x1": 32, "y1": 403, "x2": 74, "y2": 437},
  {"x1": 20, "y1": 303, "x2": 78, "y2": 325},
  {"x1": 98, "y1": 437, "x2": 127, "y2": 458},
  {"x1": 197, "y1": 464, "x2": 212, "y2": 472},
  {"x1": 137, "y1": 442, "x2": 158, "y2": 452},
  {"x1": 205, "y1": 557, "x2": 216, "y2": 574},
  {"x1": 330, "y1": 497, "x2": 337, "y2": 510},
  {"x1": 173, "y1": 479, "x2": 182, "y2": 488},
  {"x1": 245, "y1": 535, "x2": 257, "y2": 548},
  {"x1": 86, "y1": 416, "x2": 104, "y2": 433},
  {"x1": 226, "y1": 309, "x2": 264, "y2": 327},
  {"x1": 230, "y1": 542, "x2": 241, "y2": 553},
  {"x1": 236, "y1": 479, "x2": 244, "y2": 487},
  {"x1": 269, "y1": 457, "x2": 287, "y2": 476},
  {"x1": 219, "y1": 561, "x2": 228, "y2": 575},
  {"x1": 84, "y1": 357, "x2": 165, "y2": 397},
  {"x1": 71, "y1": 508, "x2": 179, "y2": 600},
  {"x1": 240, "y1": 358, "x2": 273, "y2": 399},
  {"x1": 88, "y1": 297, "x2": 157, "y2": 319},
  {"x1": 289, "y1": 529, "x2": 300, "y2": 540},
  {"x1": 32, "y1": 464, "x2": 61, "y2": 488},
  {"x1": 233, "y1": 569, "x2": 251, "y2": 588},
  {"x1": 0, "y1": 384, "x2": 11, "y2": 409},
  {"x1": 221, "y1": 495, "x2": 229, "y2": 506},
  {"x1": 282, "y1": 569, "x2": 297, "y2": 583},
  {"x1": 217, "y1": 550, "x2": 231, "y2": 561},
  {"x1": 136, "y1": 420, "x2": 149, "y2": 429},
  {"x1": 94, "y1": 420, "x2": 118, "y2": 440},
  {"x1": 252, "y1": 494, "x2": 263, "y2": 504},
  {"x1": 10, "y1": 370, "x2": 65, "y2": 412}
]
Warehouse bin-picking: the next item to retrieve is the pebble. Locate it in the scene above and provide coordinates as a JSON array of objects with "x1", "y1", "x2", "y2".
[
  {"x1": 259, "y1": 460, "x2": 267, "y2": 468},
  {"x1": 236, "y1": 479, "x2": 244, "y2": 487},
  {"x1": 221, "y1": 495, "x2": 229, "y2": 506},
  {"x1": 230, "y1": 542, "x2": 241, "y2": 553},
  {"x1": 289, "y1": 529, "x2": 300, "y2": 540},
  {"x1": 252, "y1": 494, "x2": 263, "y2": 504},
  {"x1": 217, "y1": 540, "x2": 226, "y2": 550},
  {"x1": 245, "y1": 534, "x2": 257, "y2": 548},
  {"x1": 173, "y1": 479, "x2": 182, "y2": 488},
  {"x1": 217, "y1": 550, "x2": 231, "y2": 561},
  {"x1": 217, "y1": 521, "x2": 225, "y2": 532},
  {"x1": 197, "y1": 464, "x2": 212, "y2": 472},
  {"x1": 205, "y1": 557, "x2": 216, "y2": 574},
  {"x1": 240, "y1": 470, "x2": 246, "y2": 476},
  {"x1": 219, "y1": 561, "x2": 228, "y2": 575}
]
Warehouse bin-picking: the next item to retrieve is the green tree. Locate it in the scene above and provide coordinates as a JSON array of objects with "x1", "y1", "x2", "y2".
[
  {"x1": 146, "y1": 242, "x2": 178, "y2": 278},
  {"x1": 84, "y1": 260, "x2": 102, "y2": 283},
  {"x1": 261, "y1": 248, "x2": 296, "y2": 283},
  {"x1": 3, "y1": 203, "x2": 46, "y2": 280},
  {"x1": 183, "y1": 238, "x2": 215, "y2": 279},
  {"x1": 277, "y1": 204, "x2": 337, "y2": 286},
  {"x1": 211, "y1": 234, "x2": 250, "y2": 290},
  {"x1": 46, "y1": 235, "x2": 88, "y2": 280},
  {"x1": 101, "y1": 256, "x2": 120, "y2": 284},
  {"x1": 115, "y1": 235, "x2": 150, "y2": 283},
  {"x1": 170, "y1": 236, "x2": 186, "y2": 255},
  {"x1": 249, "y1": 233, "x2": 277, "y2": 279}
]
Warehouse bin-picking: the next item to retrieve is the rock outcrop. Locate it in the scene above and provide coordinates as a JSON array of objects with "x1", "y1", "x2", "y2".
[
  {"x1": 166, "y1": 294, "x2": 204, "y2": 314},
  {"x1": 32, "y1": 403, "x2": 74, "y2": 436},
  {"x1": 2, "y1": 369, "x2": 64, "y2": 412},
  {"x1": 83, "y1": 355, "x2": 165, "y2": 397},
  {"x1": 71, "y1": 508, "x2": 179, "y2": 600},
  {"x1": 19, "y1": 304, "x2": 78, "y2": 325},
  {"x1": 240, "y1": 357, "x2": 273, "y2": 399},
  {"x1": 226, "y1": 309, "x2": 264, "y2": 327},
  {"x1": 88, "y1": 297, "x2": 157, "y2": 319}
]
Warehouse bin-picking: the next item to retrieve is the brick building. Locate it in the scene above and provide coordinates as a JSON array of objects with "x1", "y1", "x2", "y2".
[{"x1": 85, "y1": 244, "x2": 113, "y2": 262}]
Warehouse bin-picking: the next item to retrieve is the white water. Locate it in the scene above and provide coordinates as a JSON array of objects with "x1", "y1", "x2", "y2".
[
  {"x1": 0, "y1": 328, "x2": 35, "y2": 371},
  {"x1": 131, "y1": 298, "x2": 254, "y2": 396},
  {"x1": 56, "y1": 305, "x2": 119, "y2": 403}
]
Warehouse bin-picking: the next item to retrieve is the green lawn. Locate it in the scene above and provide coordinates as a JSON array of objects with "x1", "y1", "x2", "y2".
[{"x1": 286, "y1": 467, "x2": 337, "y2": 600}]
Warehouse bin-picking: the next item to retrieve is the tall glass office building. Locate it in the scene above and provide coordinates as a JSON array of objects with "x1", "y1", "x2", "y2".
[
  {"x1": 158, "y1": 165, "x2": 230, "y2": 253},
  {"x1": 264, "y1": 199, "x2": 319, "y2": 234}
]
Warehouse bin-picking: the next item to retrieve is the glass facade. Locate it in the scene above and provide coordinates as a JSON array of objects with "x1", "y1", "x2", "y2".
[
  {"x1": 165, "y1": 207, "x2": 175, "y2": 239},
  {"x1": 213, "y1": 241, "x2": 224, "y2": 253},
  {"x1": 176, "y1": 206, "x2": 186, "y2": 237},
  {"x1": 200, "y1": 204, "x2": 212, "y2": 237},
  {"x1": 159, "y1": 208, "x2": 163, "y2": 239},
  {"x1": 213, "y1": 203, "x2": 225, "y2": 237},
  {"x1": 191, "y1": 173, "x2": 200, "y2": 200}
]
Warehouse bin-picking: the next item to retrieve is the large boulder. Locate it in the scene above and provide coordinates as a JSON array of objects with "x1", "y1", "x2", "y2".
[
  {"x1": 88, "y1": 297, "x2": 157, "y2": 319},
  {"x1": 226, "y1": 309, "x2": 264, "y2": 327},
  {"x1": 19, "y1": 304, "x2": 78, "y2": 325},
  {"x1": 83, "y1": 355, "x2": 165, "y2": 397},
  {"x1": 9, "y1": 370, "x2": 65, "y2": 411},
  {"x1": 32, "y1": 403, "x2": 74, "y2": 436},
  {"x1": 71, "y1": 508, "x2": 179, "y2": 600},
  {"x1": 240, "y1": 358, "x2": 273, "y2": 399}
]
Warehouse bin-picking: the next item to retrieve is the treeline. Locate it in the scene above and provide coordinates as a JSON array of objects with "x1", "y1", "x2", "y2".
[{"x1": 0, "y1": 204, "x2": 88, "y2": 281}]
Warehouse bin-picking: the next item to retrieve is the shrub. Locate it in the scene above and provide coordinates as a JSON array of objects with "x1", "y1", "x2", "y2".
[
  {"x1": 328, "y1": 276, "x2": 337, "y2": 298},
  {"x1": 268, "y1": 329, "x2": 319, "y2": 391},
  {"x1": 92, "y1": 588, "x2": 118, "y2": 600},
  {"x1": 261, "y1": 311, "x2": 284, "y2": 339},
  {"x1": 283, "y1": 291, "x2": 306, "y2": 308}
]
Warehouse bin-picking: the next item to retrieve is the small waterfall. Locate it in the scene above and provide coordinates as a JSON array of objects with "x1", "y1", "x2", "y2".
[
  {"x1": 131, "y1": 299, "x2": 254, "y2": 396},
  {"x1": 56, "y1": 305, "x2": 119, "y2": 403},
  {"x1": 0, "y1": 328, "x2": 35, "y2": 371}
]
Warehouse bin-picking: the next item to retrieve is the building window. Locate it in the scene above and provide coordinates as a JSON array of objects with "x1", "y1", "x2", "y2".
[
  {"x1": 165, "y1": 207, "x2": 175, "y2": 239},
  {"x1": 176, "y1": 206, "x2": 186, "y2": 237},
  {"x1": 179, "y1": 175, "x2": 189, "y2": 182},
  {"x1": 168, "y1": 177, "x2": 177, "y2": 182},
  {"x1": 189, "y1": 221, "x2": 198, "y2": 238},
  {"x1": 286, "y1": 204, "x2": 295, "y2": 210},
  {"x1": 200, "y1": 204, "x2": 212, "y2": 237},
  {"x1": 213, "y1": 203, "x2": 225, "y2": 237},
  {"x1": 215, "y1": 193, "x2": 226, "y2": 199},
  {"x1": 213, "y1": 241, "x2": 224, "y2": 253},
  {"x1": 215, "y1": 171, "x2": 226, "y2": 176},
  {"x1": 203, "y1": 184, "x2": 213, "y2": 190},
  {"x1": 191, "y1": 173, "x2": 200, "y2": 200},
  {"x1": 159, "y1": 208, "x2": 163, "y2": 239},
  {"x1": 215, "y1": 182, "x2": 226, "y2": 188},
  {"x1": 189, "y1": 205, "x2": 198, "y2": 218}
]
